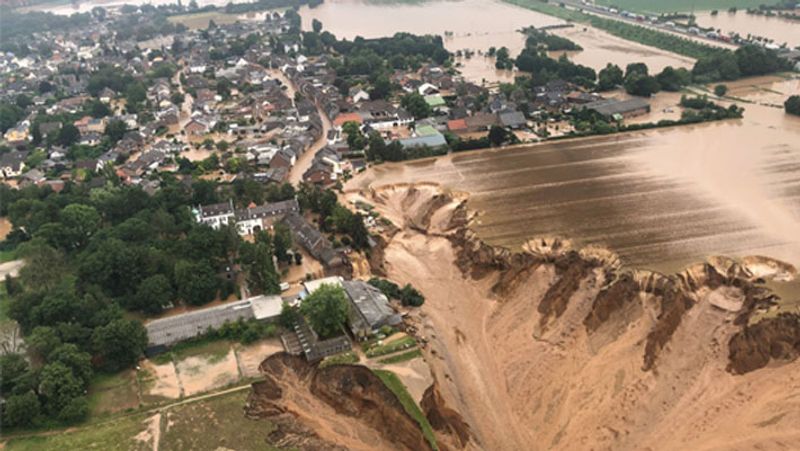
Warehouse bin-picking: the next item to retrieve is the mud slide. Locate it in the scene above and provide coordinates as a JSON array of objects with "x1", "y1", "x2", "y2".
[
  {"x1": 348, "y1": 184, "x2": 800, "y2": 451},
  {"x1": 246, "y1": 353, "x2": 458, "y2": 451}
]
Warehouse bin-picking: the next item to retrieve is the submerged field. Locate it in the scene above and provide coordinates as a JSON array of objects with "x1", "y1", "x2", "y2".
[{"x1": 594, "y1": 0, "x2": 775, "y2": 13}]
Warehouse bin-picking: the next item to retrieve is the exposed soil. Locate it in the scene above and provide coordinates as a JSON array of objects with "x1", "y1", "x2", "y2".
[
  {"x1": 344, "y1": 184, "x2": 800, "y2": 451},
  {"x1": 246, "y1": 353, "x2": 435, "y2": 451}
]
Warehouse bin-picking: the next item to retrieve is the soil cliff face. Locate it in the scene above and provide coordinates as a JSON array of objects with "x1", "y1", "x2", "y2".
[
  {"x1": 246, "y1": 353, "x2": 433, "y2": 451},
  {"x1": 355, "y1": 184, "x2": 800, "y2": 451}
]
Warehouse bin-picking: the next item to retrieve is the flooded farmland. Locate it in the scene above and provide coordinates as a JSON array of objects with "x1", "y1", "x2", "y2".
[
  {"x1": 349, "y1": 77, "x2": 800, "y2": 273},
  {"x1": 694, "y1": 10, "x2": 800, "y2": 48},
  {"x1": 300, "y1": 0, "x2": 694, "y2": 83}
]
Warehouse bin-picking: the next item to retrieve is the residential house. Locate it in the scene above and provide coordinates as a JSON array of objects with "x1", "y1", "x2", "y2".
[{"x1": 0, "y1": 151, "x2": 28, "y2": 178}]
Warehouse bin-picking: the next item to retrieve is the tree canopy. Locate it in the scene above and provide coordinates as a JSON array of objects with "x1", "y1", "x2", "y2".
[{"x1": 300, "y1": 284, "x2": 349, "y2": 339}]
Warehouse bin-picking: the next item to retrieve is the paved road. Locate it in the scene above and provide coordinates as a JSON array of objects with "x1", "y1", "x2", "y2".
[{"x1": 558, "y1": 0, "x2": 738, "y2": 50}]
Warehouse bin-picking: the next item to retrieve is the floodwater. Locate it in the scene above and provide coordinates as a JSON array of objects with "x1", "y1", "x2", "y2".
[
  {"x1": 299, "y1": 0, "x2": 694, "y2": 84},
  {"x1": 349, "y1": 76, "x2": 800, "y2": 273},
  {"x1": 694, "y1": 10, "x2": 800, "y2": 48}
]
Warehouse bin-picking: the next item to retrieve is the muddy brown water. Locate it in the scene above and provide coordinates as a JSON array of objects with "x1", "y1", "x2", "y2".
[
  {"x1": 350, "y1": 79, "x2": 800, "y2": 274},
  {"x1": 694, "y1": 10, "x2": 800, "y2": 48},
  {"x1": 300, "y1": 0, "x2": 695, "y2": 83}
]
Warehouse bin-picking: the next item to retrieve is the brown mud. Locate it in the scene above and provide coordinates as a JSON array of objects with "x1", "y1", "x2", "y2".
[{"x1": 345, "y1": 183, "x2": 800, "y2": 450}]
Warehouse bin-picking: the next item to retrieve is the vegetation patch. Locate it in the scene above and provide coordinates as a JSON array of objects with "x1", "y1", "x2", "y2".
[
  {"x1": 594, "y1": 0, "x2": 770, "y2": 14},
  {"x1": 86, "y1": 370, "x2": 141, "y2": 416},
  {"x1": 319, "y1": 351, "x2": 360, "y2": 368},
  {"x1": 159, "y1": 391, "x2": 278, "y2": 451},
  {"x1": 372, "y1": 369, "x2": 438, "y2": 451},
  {"x1": 366, "y1": 336, "x2": 418, "y2": 358},
  {"x1": 4, "y1": 413, "x2": 152, "y2": 451},
  {"x1": 378, "y1": 348, "x2": 423, "y2": 364}
]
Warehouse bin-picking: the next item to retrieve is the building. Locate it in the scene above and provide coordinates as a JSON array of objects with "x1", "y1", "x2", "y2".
[
  {"x1": 282, "y1": 212, "x2": 347, "y2": 269},
  {"x1": 194, "y1": 199, "x2": 300, "y2": 235},
  {"x1": 280, "y1": 315, "x2": 352, "y2": 362},
  {"x1": 0, "y1": 151, "x2": 28, "y2": 178},
  {"x1": 342, "y1": 280, "x2": 402, "y2": 340},
  {"x1": 582, "y1": 98, "x2": 651, "y2": 120},
  {"x1": 144, "y1": 295, "x2": 283, "y2": 354}
]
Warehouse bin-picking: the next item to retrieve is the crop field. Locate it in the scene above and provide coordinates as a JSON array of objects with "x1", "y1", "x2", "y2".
[{"x1": 594, "y1": 0, "x2": 776, "y2": 14}]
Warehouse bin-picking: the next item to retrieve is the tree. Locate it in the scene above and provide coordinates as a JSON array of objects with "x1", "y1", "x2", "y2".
[
  {"x1": 597, "y1": 63, "x2": 623, "y2": 91},
  {"x1": 3, "y1": 391, "x2": 41, "y2": 428},
  {"x1": 625, "y1": 62, "x2": 648, "y2": 78},
  {"x1": 38, "y1": 362, "x2": 83, "y2": 416},
  {"x1": 135, "y1": 274, "x2": 174, "y2": 314},
  {"x1": 273, "y1": 223, "x2": 293, "y2": 263},
  {"x1": 656, "y1": 66, "x2": 691, "y2": 92},
  {"x1": 48, "y1": 344, "x2": 93, "y2": 388},
  {"x1": 61, "y1": 204, "x2": 101, "y2": 250},
  {"x1": 91, "y1": 319, "x2": 147, "y2": 372},
  {"x1": 15, "y1": 94, "x2": 33, "y2": 109},
  {"x1": 174, "y1": 260, "x2": 219, "y2": 305},
  {"x1": 27, "y1": 326, "x2": 62, "y2": 360},
  {"x1": 300, "y1": 284, "x2": 349, "y2": 339},
  {"x1": 279, "y1": 302, "x2": 299, "y2": 328},
  {"x1": 783, "y1": 95, "x2": 800, "y2": 116},
  {"x1": 624, "y1": 73, "x2": 660, "y2": 97},
  {"x1": 312, "y1": 18, "x2": 323, "y2": 33},
  {"x1": 241, "y1": 241, "x2": 280, "y2": 295},
  {"x1": 57, "y1": 123, "x2": 80, "y2": 147},
  {"x1": 714, "y1": 84, "x2": 728, "y2": 97},
  {"x1": 105, "y1": 120, "x2": 128, "y2": 144},
  {"x1": 0, "y1": 353, "x2": 29, "y2": 394},
  {"x1": 0, "y1": 102, "x2": 23, "y2": 133},
  {"x1": 400, "y1": 93, "x2": 432, "y2": 119},
  {"x1": 369, "y1": 75, "x2": 392, "y2": 100}
]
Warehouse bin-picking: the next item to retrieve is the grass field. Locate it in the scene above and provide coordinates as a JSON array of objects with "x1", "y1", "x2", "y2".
[
  {"x1": 151, "y1": 338, "x2": 233, "y2": 365},
  {"x1": 167, "y1": 11, "x2": 242, "y2": 30},
  {"x1": 0, "y1": 284, "x2": 10, "y2": 326},
  {"x1": 6, "y1": 391, "x2": 275, "y2": 451},
  {"x1": 0, "y1": 249, "x2": 16, "y2": 263},
  {"x1": 372, "y1": 369, "x2": 438, "y2": 451},
  {"x1": 4, "y1": 414, "x2": 152, "y2": 451},
  {"x1": 87, "y1": 371, "x2": 141, "y2": 416},
  {"x1": 159, "y1": 391, "x2": 277, "y2": 451},
  {"x1": 594, "y1": 0, "x2": 778, "y2": 13},
  {"x1": 378, "y1": 348, "x2": 423, "y2": 364},
  {"x1": 365, "y1": 336, "x2": 417, "y2": 358}
]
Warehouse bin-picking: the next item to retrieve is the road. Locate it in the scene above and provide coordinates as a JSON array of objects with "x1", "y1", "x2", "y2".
[
  {"x1": 268, "y1": 69, "x2": 333, "y2": 185},
  {"x1": 558, "y1": 0, "x2": 739, "y2": 50},
  {"x1": 0, "y1": 259, "x2": 23, "y2": 279}
]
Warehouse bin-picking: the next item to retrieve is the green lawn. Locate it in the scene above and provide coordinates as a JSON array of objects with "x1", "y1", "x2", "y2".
[
  {"x1": 86, "y1": 370, "x2": 141, "y2": 416},
  {"x1": 151, "y1": 338, "x2": 232, "y2": 365},
  {"x1": 159, "y1": 391, "x2": 277, "y2": 451},
  {"x1": 320, "y1": 350, "x2": 360, "y2": 368},
  {"x1": 594, "y1": 0, "x2": 778, "y2": 14},
  {"x1": 378, "y1": 348, "x2": 422, "y2": 364},
  {"x1": 365, "y1": 336, "x2": 417, "y2": 358},
  {"x1": 167, "y1": 11, "x2": 241, "y2": 29},
  {"x1": 0, "y1": 248, "x2": 17, "y2": 263},
  {"x1": 4, "y1": 414, "x2": 152, "y2": 451},
  {"x1": 0, "y1": 283, "x2": 10, "y2": 325},
  {"x1": 372, "y1": 369, "x2": 438, "y2": 451}
]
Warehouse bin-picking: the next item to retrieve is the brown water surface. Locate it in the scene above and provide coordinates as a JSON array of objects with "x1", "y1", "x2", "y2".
[
  {"x1": 300, "y1": 0, "x2": 694, "y2": 83},
  {"x1": 349, "y1": 77, "x2": 800, "y2": 273},
  {"x1": 694, "y1": 10, "x2": 800, "y2": 48}
]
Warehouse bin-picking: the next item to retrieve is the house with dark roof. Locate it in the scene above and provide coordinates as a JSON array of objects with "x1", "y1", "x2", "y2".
[
  {"x1": 342, "y1": 280, "x2": 402, "y2": 340},
  {"x1": 281, "y1": 212, "x2": 347, "y2": 270}
]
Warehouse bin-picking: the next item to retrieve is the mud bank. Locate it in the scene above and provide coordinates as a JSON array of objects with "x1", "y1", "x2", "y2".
[
  {"x1": 246, "y1": 353, "x2": 468, "y2": 450},
  {"x1": 349, "y1": 183, "x2": 800, "y2": 450}
]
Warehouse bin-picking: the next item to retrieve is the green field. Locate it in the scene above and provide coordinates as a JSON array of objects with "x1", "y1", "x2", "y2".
[
  {"x1": 594, "y1": 0, "x2": 779, "y2": 14},
  {"x1": 372, "y1": 369, "x2": 438, "y2": 450},
  {"x1": 167, "y1": 11, "x2": 242, "y2": 30},
  {"x1": 6, "y1": 391, "x2": 274, "y2": 451},
  {"x1": 378, "y1": 348, "x2": 423, "y2": 364},
  {"x1": 87, "y1": 371, "x2": 141, "y2": 416}
]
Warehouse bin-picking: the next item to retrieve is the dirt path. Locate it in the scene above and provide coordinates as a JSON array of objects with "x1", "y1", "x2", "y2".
[{"x1": 0, "y1": 260, "x2": 23, "y2": 279}]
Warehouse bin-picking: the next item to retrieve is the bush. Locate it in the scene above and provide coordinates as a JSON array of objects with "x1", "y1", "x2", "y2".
[
  {"x1": 785, "y1": 95, "x2": 800, "y2": 116},
  {"x1": 714, "y1": 84, "x2": 728, "y2": 97}
]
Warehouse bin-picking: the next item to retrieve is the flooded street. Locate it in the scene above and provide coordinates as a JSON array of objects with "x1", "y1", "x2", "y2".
[
  {"x1": 694, "y1": 11, "x2": 800, "y2": 48},
  {"x1": 300, "y1": 0, "x2": 694, "y2": 83},
  {"x1": 349, "y1": 77, "x2": 800, "y2": 273}
]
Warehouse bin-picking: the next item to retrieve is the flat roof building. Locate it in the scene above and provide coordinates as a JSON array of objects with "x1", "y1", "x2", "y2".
[{"x1": 145, "y1": 295, "x2": 283, "y2": 353}]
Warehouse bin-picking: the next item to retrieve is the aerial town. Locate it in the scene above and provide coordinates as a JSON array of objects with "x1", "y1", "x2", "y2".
[{"x1": 1, "y1": 0, "x2": 800, "y2": 449}]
